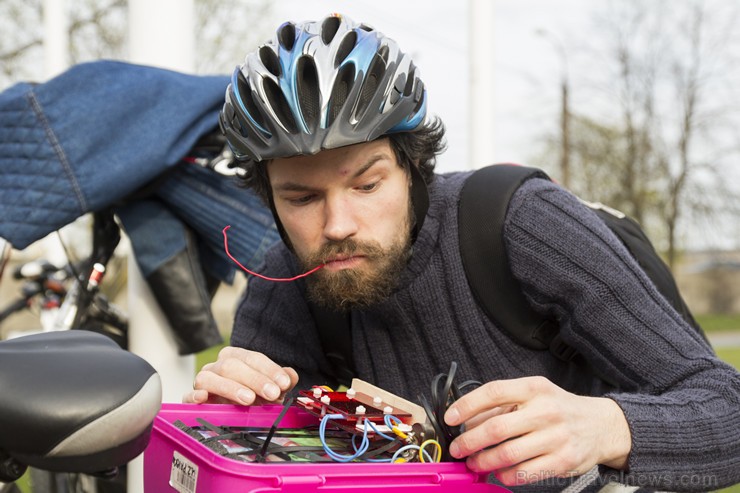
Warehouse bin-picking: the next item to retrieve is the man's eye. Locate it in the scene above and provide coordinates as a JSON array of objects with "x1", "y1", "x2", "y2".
[
  {"x1": 288, "y1": 195, "x2": 315, "y2": 205},
  {"x1": 358, "y1": 181, "x2": 379, "y2": 192}
]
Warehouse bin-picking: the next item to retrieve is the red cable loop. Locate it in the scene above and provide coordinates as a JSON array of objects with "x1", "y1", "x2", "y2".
[{"x1": 222, "y1": 225, "x2": 324, "y2": 282}]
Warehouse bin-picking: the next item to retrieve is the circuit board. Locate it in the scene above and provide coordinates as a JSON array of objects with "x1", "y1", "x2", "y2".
[{"x1": 296, "y1": 387, "x2": 413, "y2": 436}]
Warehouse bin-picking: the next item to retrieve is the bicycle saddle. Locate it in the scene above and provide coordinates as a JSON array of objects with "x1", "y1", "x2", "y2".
[{"x1": 0, "y1": 331, "x2": 161, "y2": 481}]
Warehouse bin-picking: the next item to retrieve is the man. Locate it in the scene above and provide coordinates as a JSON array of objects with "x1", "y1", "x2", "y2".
[{"x1": 183, "y1": 14, "x2": 740, "y2": 491}]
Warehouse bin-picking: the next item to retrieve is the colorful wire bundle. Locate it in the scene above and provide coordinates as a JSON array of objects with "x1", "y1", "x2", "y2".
[{"x1": 318, "y1": 413, "x2": 442, "y2": 464}]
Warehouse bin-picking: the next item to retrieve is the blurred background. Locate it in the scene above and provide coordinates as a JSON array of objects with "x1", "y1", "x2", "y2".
[
  {"x1": 1, "y1": 0, "x2": 740, "y2": 362},
  {"x1": 2, "y1": 2, "x2": 739, "y2": 492}
]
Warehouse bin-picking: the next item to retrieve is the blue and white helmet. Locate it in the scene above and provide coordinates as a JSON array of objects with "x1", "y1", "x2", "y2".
[{"x1": 220, "y1": 14, "x2": 428, "y2": 162}]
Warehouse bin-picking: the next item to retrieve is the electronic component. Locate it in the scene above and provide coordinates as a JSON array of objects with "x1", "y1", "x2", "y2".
[{"x1": 297, "y1": 386, "x2": 414, "y2": 437}]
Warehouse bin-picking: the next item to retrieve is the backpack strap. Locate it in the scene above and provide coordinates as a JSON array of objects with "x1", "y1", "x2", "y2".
[{"x1": 458, "y1": 164, "x2": 574, "y2": 359}]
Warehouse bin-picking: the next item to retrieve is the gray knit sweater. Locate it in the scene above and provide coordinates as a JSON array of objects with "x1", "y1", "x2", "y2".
[{"x1": 231, "y1": 171, "x2": 740, "y2": 491}]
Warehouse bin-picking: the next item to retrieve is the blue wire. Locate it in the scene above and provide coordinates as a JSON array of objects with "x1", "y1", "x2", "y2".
[
  {"x1": 319, "y1": 414, "x2": 397, "y2": 463},
  {"x1": 319, "y1": 414, "x2": 370, "y2": 462},
  {"x1": 352, "y1": 424, "x2": 393, "y2": 463},
  {"x1": 366, "y1": 419, "x2": 396, "y2": 441},
  {"x1": 384, "y1": 414, "x2": 402, "y2": 429}
]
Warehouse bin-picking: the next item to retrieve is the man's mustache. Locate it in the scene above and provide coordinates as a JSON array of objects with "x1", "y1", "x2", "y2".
[{"x1": 304, "y1": 239, "x2": 385, "y2": 266}]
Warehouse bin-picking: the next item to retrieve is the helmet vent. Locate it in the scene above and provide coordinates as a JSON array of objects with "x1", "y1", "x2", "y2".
[
  {"x1": 236, "y1": 71, "x2": 266, "y2": 132},
  {"x1": 334, "y1": 31, "x2": 357, "y2": 67},
  {"x1": 411, "y1": 80, "x2": 425, "y2": 114},
  {"x1": 296, "y1": 57, "x2": 320, "y2": 129},
  {"x1": 263, "y1": 78, "x2": 298, "y2": 134},
  {"x1": 278, "y1": 22, "x2": 296, "y2": 51},
  {"x1": 327, "y1": 64, "x2": 355, "y2": 127},
  {"x1": 321, "y1": 16, "x2": 341, "y2": 44},
  {"x1": 259, "y1": 46, "x2": 281, "y2": 77},
  {"x1": 403, "y1": 63, "x2": 417, "y2": 96},
  {"x1": 358, "y1": 23, "x2": 374, "y2": 32},
  {"x1": 355, "y1": 53, "x2": 385, "y2": 121},
  {"x1": 378, "y1": 44, "x2": 389, "y2": 64}
]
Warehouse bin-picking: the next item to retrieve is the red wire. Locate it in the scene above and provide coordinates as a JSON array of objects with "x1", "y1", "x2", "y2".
[{"x1": 222, "y1": 225, "x2": 324, "y2": 282}]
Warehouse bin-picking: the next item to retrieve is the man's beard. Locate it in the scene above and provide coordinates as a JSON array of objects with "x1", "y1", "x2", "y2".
[{"x1": 299, "y1": 217, "x2": 412, "y2": 312}]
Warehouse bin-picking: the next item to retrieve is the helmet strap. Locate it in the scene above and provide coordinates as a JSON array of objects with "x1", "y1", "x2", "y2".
[{"x1": 409, "y1": 163, "x2": 429, "y2": 243}]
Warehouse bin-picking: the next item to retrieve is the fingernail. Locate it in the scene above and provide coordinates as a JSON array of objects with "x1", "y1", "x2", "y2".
[
  {"x1": 237, "y1": 389, "x2": 254, "y2": 404},
  {"x1": 276, "y1": 374, "x2": 291, "y2": 390},
  {"x1": 263, "y1": 383, "x2": 280, "y2": 400},
  {"x1": 445, "y1": 407, "x2": 460, "y2": 425},
  {"x1": 449, "y1": 441, "x2": 460, "y2": 458}
]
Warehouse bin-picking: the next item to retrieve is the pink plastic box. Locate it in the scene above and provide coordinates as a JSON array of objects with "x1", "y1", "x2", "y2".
[{"x1": 144, "y1": 403, "x2": 510, "y2": 492}]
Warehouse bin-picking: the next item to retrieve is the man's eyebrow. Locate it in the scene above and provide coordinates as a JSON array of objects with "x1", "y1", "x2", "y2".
[
  {"x1": 353, "y1": 152, "x2": 393, "y2": 178},
  {"x1": 273, "y1": 181, "x2": 314, "y2": 193},
  {"x1": 273, "y1": 152, "x2": 393, "y2": 192}
]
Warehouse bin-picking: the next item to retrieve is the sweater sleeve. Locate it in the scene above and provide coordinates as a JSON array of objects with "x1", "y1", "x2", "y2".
[
  {"x1": 503, "y1": 178, "x2": 740, "y2": 491},
  {"x1": 230, "y1": 245, "x2": 334, "y2": 388}
]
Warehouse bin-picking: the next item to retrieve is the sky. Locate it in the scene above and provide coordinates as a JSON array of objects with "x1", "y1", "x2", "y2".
[{"x1": 268, "y1": 0, "x2": 740, "y2": 250}]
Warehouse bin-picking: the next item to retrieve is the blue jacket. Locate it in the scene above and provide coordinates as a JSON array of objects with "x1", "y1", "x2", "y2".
[{"x1": 0, "y1": 60, "x2": 278, "y2": 282}]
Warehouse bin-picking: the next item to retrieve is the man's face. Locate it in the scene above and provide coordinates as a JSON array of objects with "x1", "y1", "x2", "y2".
[{"x1": 268, "y1": 138, "x2": 413, "y2": 310}]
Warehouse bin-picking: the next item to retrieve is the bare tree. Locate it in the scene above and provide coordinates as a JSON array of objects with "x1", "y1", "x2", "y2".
[
  {"x1": 194, "y1": 0, "x2": 275, "y2": 74},
  {"x1": 0, "y1": 0, "x2": 127, "y2": 87},
  {"x1": 547, "y1": 0, "x2": 740, "y2": 268},
  {"x1": 0, "y1": 0, "x2": 273, "y2": 88}
]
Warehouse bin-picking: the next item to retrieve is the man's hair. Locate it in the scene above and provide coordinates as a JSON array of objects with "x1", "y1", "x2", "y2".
[{"x1": 236, "y1": 117, "x2": 446, "y2": 205}]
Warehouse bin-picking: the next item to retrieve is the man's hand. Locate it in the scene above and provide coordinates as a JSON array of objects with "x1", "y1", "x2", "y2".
[
  {"x1": 182, "y1": 346, "x2": 298, "y2": 405},
  {"x1": 444, "y1": 376, "x2": 631, "y2": 486}
]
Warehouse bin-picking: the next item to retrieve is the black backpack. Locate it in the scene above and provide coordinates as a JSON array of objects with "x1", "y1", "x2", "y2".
[
  {"x1": 314, "y1": 164, "x2": 706, "y2": 387},
  {"x1": 458, "y1": 164, "x2": 706, "y2": 368}
]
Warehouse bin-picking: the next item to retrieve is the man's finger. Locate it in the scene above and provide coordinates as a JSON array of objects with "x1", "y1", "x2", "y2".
[
  {"x1": 193, "y1": 367, "x2": 258, "y2": 404},
  {"x1": 465, "y1": 426, "x2": 556, "y2": 473},
  {"x1": 462, "y1": 404, "x2": 518, "y2": 431},
  {"x1": 182, "y1": 389, "x2": 208, "y2": 404},
  {"x1": 449, "y1": 408, "x2": 532, "y2": 459},
  {"x1": 445, "y1": 376, "x2": 550, "y2": 426},
  {"x1": 216, "y1": 347, "x2": 295, "y2": 393}
]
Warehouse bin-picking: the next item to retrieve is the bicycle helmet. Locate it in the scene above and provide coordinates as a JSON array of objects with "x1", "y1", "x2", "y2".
[{"x1": 219, "y1": 13, "x2": 428, "y2": 162}]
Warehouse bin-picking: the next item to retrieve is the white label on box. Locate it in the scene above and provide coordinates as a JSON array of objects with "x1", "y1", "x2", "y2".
[{"x1": 169, "y1": 450, "x2": 198, "y2": 493}]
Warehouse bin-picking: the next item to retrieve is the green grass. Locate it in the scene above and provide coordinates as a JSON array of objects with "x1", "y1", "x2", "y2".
[
  {"x1": 14, "y1": 473, "x2": 29, "y2": 492},
  {"x1": 195, "y1": 343, "x2": 226, "y2": 372},
  {"x1": 716, "y1": 347, "x2": 740, "y2": 370},
  {"x1": 696, "y1": 313, "x2": 740, "y2": 332}
]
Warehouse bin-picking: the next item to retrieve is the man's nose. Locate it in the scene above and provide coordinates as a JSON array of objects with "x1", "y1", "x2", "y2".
[{"x1": 323, "y1": 194, "x2": 358, "y2": 241}]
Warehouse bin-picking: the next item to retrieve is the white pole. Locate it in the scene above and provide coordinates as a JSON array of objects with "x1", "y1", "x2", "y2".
[
  {"x1": 127, "y1": 1, "x2": 195, "y2": 491},
  {"x1": 41, "y1": 0, "x2": 71, "y2": 267},
  {"x1": 129, "y1": 0, "x2": 195, "y2": 72},
  {"x1": 43, "y1": 0, "x2": 69, "y2": 79},
  {"x1": 468, "y1": 0, "x2": 496, "y2": 169}
]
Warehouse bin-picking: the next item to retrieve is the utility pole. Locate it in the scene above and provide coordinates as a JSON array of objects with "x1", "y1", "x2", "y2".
[
  {"x1": 43, "y1": 0, "x2": 69, "y2": 79},
  {"x1": 41, "y1": 0, "x2": 72, "y2": 268},
  {"x1": 560, "y1": 75, "x2": 570, "y2": 188},
  {"x1": 127, "y1": 0, "x2": 195, "y2": 403},
  {"x1": 127, "y1": 1, "x2": 194, "y2": 491},
  {"x1": 468, "y1": 0, "x2": 496, "y2": 168},
  {"x1": 537, "y1": 29, "x2": 571, "y2": 188}
]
